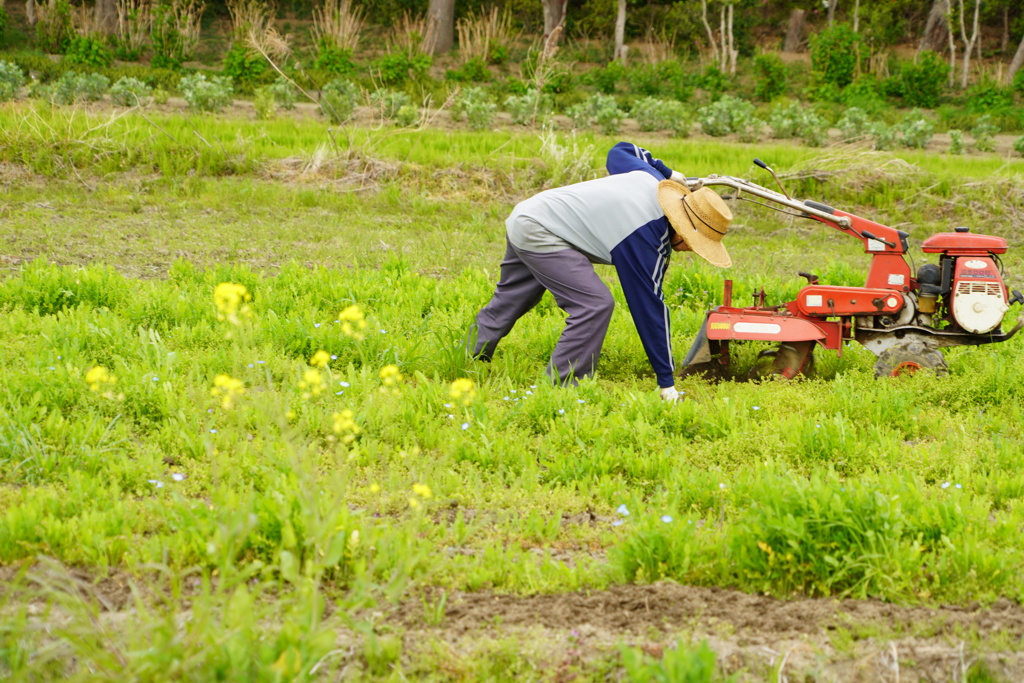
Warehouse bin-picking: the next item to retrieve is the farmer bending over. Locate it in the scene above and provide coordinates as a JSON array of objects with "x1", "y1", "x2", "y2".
[{"x1": 469, "y1": 141, "x2": 733, "y2": 401}]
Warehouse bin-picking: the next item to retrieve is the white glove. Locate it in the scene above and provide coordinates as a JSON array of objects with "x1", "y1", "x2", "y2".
[
  {"x1": 659, "y1": 386, "x2": 681, "y2": 402},
  {"x1": 670, "y1": 171, "x2": 687, "y2": 184}
]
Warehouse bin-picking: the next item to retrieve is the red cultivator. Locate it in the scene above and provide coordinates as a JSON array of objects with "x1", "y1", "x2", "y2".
[{"x1": 682, "y1": 160, "x2": 1024, "y2": 379}]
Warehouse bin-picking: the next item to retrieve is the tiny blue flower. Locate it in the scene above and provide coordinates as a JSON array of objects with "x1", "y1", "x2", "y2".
[
  {"x1": 340, "y1": 381, "x2": 350, "y2": 387},
  {"x1": 955, "y1": 483, "x2": 962, "y2": 489},
  {"x1": 331, "y1": 354, "x2": 338, "y2": 360},
  {"x1": 314, "y1": 323, "x2": 321, "y2": 328},
  {"x1": 578, "y1": 399, "x2": 585, "y2": 403},
  {"x1": 941, "y1": 482, "x2": 950, "y2": 489},
  {"x1": 752, "y1": 406, "x2": 760, "y2": 410},
  {"x1": 152, "y1": 376, "x2": 159, "y2": 381},
  {"x1": 444, "y1": 403, "x2": 452, "y2": 408},
  {"x1": 612, "y1": 520, "x2": 624, "y2": 527},
  {"x1": 558, "y1": 408, "x2": 565, "y2": 414},
  {"x1": 530, "y1": 385, "x2": 537, "y2": 388},
  {"x1": 616, "y1": 504, "x2": 630, "y2": 516},
  {"x1": 510, "y1": 389, "x2": 517, "y2": 393},
  {"x1": 461, "y1": 422, "x2": 469, "y2": 430},
  {"x1": 380, "y1": 329, "x2": 387, "y2": 334},
  {"x1": 248, "y1": 363, "x2": 254, "y2": 368},
  {"x1": 335, "y1": 390, "x2": 344, "y2": 395},
  {"x1": 503, "y1": 396, "x2": 510, "y2": 401},
  {"x1": 58, "y1": 356, "x2": 62, "y2": 359},
  {"x1": 147, "y1": 480, "x2": 164, "y2": 488},
  {"x1": 48, "y1": 366, "x2": 55, "y2": 370},
  {"x1": 210, "y1": 429, "x2": 218, "y2": 433},
  {"x1": 257, "y1": 360, "x2": 266, "y2": 364},
  {"x1": 525, "y1": 391, "x2": 533, "y2": 395},
  {"x1": 171, "y1": 473, "x2": 185, "y2": 482},
  {"x1": 661, "y1": 515, "x2": 673, "y2": 523},
  {"x1": 207, "y1": 409, "x2": 213, "y2": 413}
]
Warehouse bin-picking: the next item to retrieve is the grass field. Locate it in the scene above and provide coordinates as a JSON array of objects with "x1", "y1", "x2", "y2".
[{"x1": 3, "y1": 100, "x2": 1024, "y2": 681}]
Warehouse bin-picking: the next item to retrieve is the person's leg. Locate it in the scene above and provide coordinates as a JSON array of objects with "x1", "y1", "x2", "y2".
[
  {"x1": 469, "y1": 238, "x2": 547, "y2": 361},
  {"x1": 515, "y1": 247, "x2": 615, "y2": 385}
]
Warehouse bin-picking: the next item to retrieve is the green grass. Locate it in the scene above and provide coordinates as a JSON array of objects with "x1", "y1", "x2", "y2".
[{"x1": 2, "y1": 101, "x2": 1024, "y2": 680}]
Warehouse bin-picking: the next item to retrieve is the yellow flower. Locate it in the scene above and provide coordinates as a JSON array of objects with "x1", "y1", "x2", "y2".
[
  {"x1": 369, "y1": 483, "x2": 381, "y2": 494},
  {"x1": 210, "y1": 373, "x2": 245, "y2": 410},
  {"x1": 310, "y1": 350, "x2": 331, "y2": 368},
  {"x1": 379, "y1": 364, "x2": 402, "y2": 387},
  {"x1": 85, "y1": 365, "x2": 116, "y2": 392},
  {"x1": 412, "y1": 483, "x2": 432, "y2": 499},
  {"x1": 331, "y1": 409, "x2": 361, "y2": 444},
  {"x1": 347, "y1": 530, "x2": 360, "y2": 552},
  {"x1": 449, "y1": 378, "x2": 476, "y2": 405},
  {"x1": 408, "y1": 497, "x2": 421, "y2": 509},
  {"x1": 298, "y1": 368, "x2": 325, "y2": 399},
  {"x1": 339, "y1": 305, "x2": 368, "y2": 340},
  {"x1": 213, "y1": 283, "x2": 252, "y2": 325}
]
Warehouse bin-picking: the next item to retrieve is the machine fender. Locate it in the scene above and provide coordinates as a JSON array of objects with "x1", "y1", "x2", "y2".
[
  {"x1": 682, "y1": 315, "x2": 713, "y2": 366},
  {"x1": 705, "y1": 312, "x2": 828, "y2": 342}
]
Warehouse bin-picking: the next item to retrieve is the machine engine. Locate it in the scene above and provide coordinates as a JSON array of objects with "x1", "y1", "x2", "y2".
[{"x1": 949, "y1": 256, "x2": 1008, "y2": 334}]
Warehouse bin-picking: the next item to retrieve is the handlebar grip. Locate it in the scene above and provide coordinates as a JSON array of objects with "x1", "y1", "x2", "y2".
[{"x1": 753, "y1": 158, "x2": 768, "y2": 170}]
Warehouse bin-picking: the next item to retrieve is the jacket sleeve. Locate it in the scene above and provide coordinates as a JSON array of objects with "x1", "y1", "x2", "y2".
[
  {"x1": 606, "y1": 141, "x2": 675, "y2": 181},
  {"x1": 610, "y1": 219, "x2": 676, "y2": 388}
]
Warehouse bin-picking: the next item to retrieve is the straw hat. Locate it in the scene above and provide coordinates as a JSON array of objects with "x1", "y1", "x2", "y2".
[{"x1": 657, "y1": 180, "x2": 733, "y2": 268}]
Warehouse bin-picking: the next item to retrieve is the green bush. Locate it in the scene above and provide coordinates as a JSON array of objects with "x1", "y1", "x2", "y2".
[
  {"x1": 869, "y1": 121, "x2": 896, "y2": 150},
  {"x1": 626, "y1": 60, "x2": 691, "y2": 101},
  {"x1": 1013, "y1": 135, "x2": 1024, "y2": 157},
  {"x1": 451, "y1": 87, "x2": 495, "y2": 130},
  {"x1": 313, "y1": 44, "x2": 355, "y2": 76},
  {"x1": 568, "y1": 93, "x2": 625, "y2": 135},
  {"x1": 897, "y1": 109, "x2": 934, "y2": 149},
  {"x1": 319, "y1": 78, "x2": 359, "y2": 123},
  {"x1": 445, "y1": 57, "x2": 491, "y2": 83},
  {"x1": 504, "y1": 88, "x2": 553, "y2": 126},
  {"x1": 268, "y1": 76, "x2": 298, "y2": 110},
  {"x1": 1014, "y1": 69, "x2": 1024, "y2": 95},
  {"x1": 971, "y1": 114, "x2": 999, "y2": 153},
  {"x1": 898, "y1": 51, "x2": 948, "y2": 108},
  {"x1": 809, "y1": 24, "x2": 860, "y2": 89},
  {"x1": 948, "y1": 129, "x2": 964, "y2": 155},
  {"x1": 620, "y1": 640, "x2": 718, "y2": 683},
  {"x1": 222, "y1": 43, "x2": 267, "y2": 92},
  {"x1": 753, "y1": 53, "x2": 787, "y2": 102},
  {"x1": 0, "y1": 7, "x2": 8, "y2": 48},
  {"x1": 697, "y1": 95, "x2": 762, "y2": 139},
  {"x1": 110, "y1": 76, "x2": 152, "y2": 106},
  {"x1": 841, "y1": 76, "x2": 886, "y2": 114},
  {"x1": 370, "y1": 88, "x2": 411, "y2": 119},
  {"x1": 837, "y1": 106, "x2": 870, "y2": 141},
  {"x1": 585, "y1": 61, "x2": 624, "y2": 95},
  {"x1": 370, "y1": 51, "x2": 431, "y2": 88},
  {"x1": 44, "y1": 71, "x2": 109, "y2": 104},
  {"x1": 253, "y1": 86, "x2": 275, "y2": 119},
  {"x1": 0, "y1": 60, "x2": 25, "y2": 101},
  {"x1": 63, "y1": 35, "x2": 112, "y2": 68},
  {"x1": 768, "y1": 102, "x2": 828, "y2": 147},
  {"x1": 631, "y1": 97, "x2": 690, "y2": 137},
  {"x1": 35, "y1": 0, "x2": 74, "y2": 54},
  {"x1": 179, "y1": 73, "x2": 234, "y2": 112},
  {"x1": 963, "y1": 78, "x2": 1014, "y2": 114}
]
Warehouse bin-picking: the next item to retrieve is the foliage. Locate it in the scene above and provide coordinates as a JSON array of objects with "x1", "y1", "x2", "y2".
[
  {"x1": 898, "y1": 51, "x2": 948, "y2": 109},
  {"x1": 319, "y1": 78, "x2": 359, "y2": 123},
  {"x1": 370, "y1": 88, "x2": 410, "y2": 119},
  {"x1": 451, "y1": 87, "x2": 495, "y2": 130},
  {"x1": 110, "y1": 76, "x2": 153, "y2": 107},
  {"x1": 268, "y1": 77, "x2": 298, "y2": 110},
  {"x1": 1013, "y1": 135, "x2": 1024, "y2": 157},
  {"x1": 63, "y1": 35, "x2": 113, "y2": 69},
  {"x1": 869, "y1": 121, "x2": 896, "y2": 150},
  {"x1": 837, "y1": 107, "x2": 870, "y2": 141},
  {"x1": 626, "y1": 61, "x2": 690, "y2": 101},
  {"x1": 620, "y1": 640, "x2": 720, "y2": 683},
  {"x1": 179, "y1": 73, "x2": 234, "y2": 112},
  {"x1": 753, "y1": 53, "x2": 787, "y2": 102},
  {"x1": 963, "y1": 78, "x2": 1014, "y2": 114},
  {"x1": 43, "y1": 71, "x2": 110, "y2": 105},
  {"x1": 313, "y1": 44, "x2": 355, "y2": 76},
  {"x1": 840, "y1": 76, "x2": 886, "y2": 114},
  {"x1": 0, "y1": 60, "x2": 25, "y2": 102},
  {"x1": 971, "y1": 115, "x2": 999, "y2": 153},
  {"x1": 948, "y1": 129, "x2": 964, "y2": 155},
  {"x1": 568, "y1": 93, "x2": 625, "y2": 135},
  {"x1": 150, "y1": 0, "x2": 203, "y2": 70},
  {"x1": 153, "y1": 87, "x2": 170, "y2": 104},
  {"x1": 445, "y1": 57, "x2": 491, "y2": 83},
  {"x1": 585, "y1": 60, "x2": 624, "y2": 95},
  {"x1": 631, "y1": 97, "x2": 690, "y2": 137},
  {"x1": 222, "y1": 43, "x2": 268, "y2": 91},
  {"x1": 768, "y1": 102, "x2": 827, "y2": 147},
  {"x1": 370, "y1": 51, "x2": 431, "y2": 88},
  {"x1": 0, "y1": 7, "x2": 7, "y2": 48},
  {"x1": 253, "y1": 86, "x2": 276, "y2": 120},
  {"x1": 808, "y1": 24, "x2": 859, "y2": 89},
  {"x1": 897, "y1": 110, "x2": 934, "y2": 149},
  {"x1": 35, "y1": 0, "x2": 74, "y2": 54},
  {"x1": 504, "y1": 88, "x2": 553, "y2": 127},
  {"x1": 697, "y1": 95, "x2": 762, "y2": 140}
]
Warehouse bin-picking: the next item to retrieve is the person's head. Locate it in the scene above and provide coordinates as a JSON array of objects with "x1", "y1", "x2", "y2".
[{"x1": 657, "y1": 181, "x2": 733, "y2": 267}]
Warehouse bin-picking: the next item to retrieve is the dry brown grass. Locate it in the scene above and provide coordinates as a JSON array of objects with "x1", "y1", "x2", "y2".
[
  {"x1": 312, "y1": 0, "x2": 364, "y2": 53},
  {"x1": 387, "y1": 11, "x2": 436, "y2": 56},
  {"x1": 226, "y1": 0, "x2": 272, "y2": 42},
  {"x1": 455, "y1": 6, "x2": 517, "y2": 65},
  {"x1": 114, "y1": 0, "x2": 153, "y2": 53}
]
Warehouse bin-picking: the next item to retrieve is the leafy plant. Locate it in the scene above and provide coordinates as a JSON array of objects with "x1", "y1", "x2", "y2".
[
  {"x1": 697, "y1": 95, "x2": 760, "y2": 138},
  {"x1": 753, "y1": 53, "x2": 787, "y2": 102},
  {"x1": 809, "y1": 23, "x2": 860, "y2": 88},
  {"x1": 445, "y1": 57, "x2": 491, "y2": 83},
  {"x1": 840, "y1": 76, "x2": 886, "y2": 114},
  {"x1": 837, "y1": 107, "x2": 870, "y2": 141},
  {"x1": 631, "y1": 97, "x2": 690, "y2": 137},
  {"x1": 110, "y1": 76, "x2": 153, "y2": 106},
  {"x1": 268, "y1": 77, "x2": 298, "y2": 110},
  {"x1": 150, "y1": 0, "x2": 204, "y2": 70},
  {"x1": 898, "y1": 50, "x2": 948, "y2": 109},
  {"x1": 621, "y1": 640, "x2": 720, "y2": 683},
  {"x1": 1013, "y1": 135, "x2": 1024, "y2": 157},
  {"x1": 35, "y1": 0, "x2": 74, "y2": 54},
  {"x1": 63, "y1": 35, "x2": 113, "y2": 68},
  {"x1": 313, "y1": 45, "x2": 355, "y2": 76},
  {"x1": 222, "y1": 43, "x2": 267, "y2": 91},
  {"x1": 153, "y1": 87, "x2": 170, "y2": 104},
  {"x1": 586, "y1": 61, "x2": 624, "y2": 95},
  {"x1": 370, "y1": 88, "x2": 411, "y2": 120},
  {"x1": 319, "y1": 78, "x2": 359, "y2": 123},
  {"x1": 451, "y1": 87, "x2": 494, "y2": 130},
  {"x1": 111, "y1": 0, "x2": 152, "y2": 61},
  {"x1": 0, "y1": 60, "x2": 25, "y2": 102},
  {"x1": 47, "y1": 71, "x2": 110, "y2": 104},
  {"x1": 370, "y1": 51, "x2": 431, "y2": 87},
  {"x1": 253, "y1": 86, "x2": 276, "y2": 119},
  {"x1": 568, "y1": 93, "x2": 625, "y2": 135},
  {"x1": 179, "y1": 73, "x2": 234, "y2": 112},
  {"x1": 963, "y1": 78, "x2": 1014, "y2": 114},
  {"x1": 504, "y1": 88, "x2": 553, "y2": 127},
  {"x1": 897, "y1": 109, "x2": 934, "y2": 149},
  {"x1": 971, "y1": 115, "x2": 999, "y2": 153},
  {"x1": 869, "y1": 121, "x2": 896, "y2": 150},
  {"x1": 948, "y1": 129, "x2": 964, "y2": 155}
]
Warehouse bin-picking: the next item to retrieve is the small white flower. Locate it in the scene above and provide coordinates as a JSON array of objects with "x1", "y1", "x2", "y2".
[
  {"x1": 152, "y1": 376, "x2": 159, "y2": 381},
  {"x1": 207, "y1": 409, "x2": 213, "y2": 413},
  {"x1": 340, "y1": 381, "x2": 350, "y2": 387},
  {"x1": 661, "y1": 515, "x2": 673, "y2": 523},
  {"x1": 248, "y1": 363, "x2": 254, "y2": 368},
  {"x1": 525, "y1": 391, "x2": 533, "y2": 395},
  {"x1": 941, "y1": 482, "x2": 950, "y2": 489},
  {"x1": 380, "y1": 329, "x2": 387, "y2": 334},
  {"x1": 616, "y1": 504, "x2": 630, "y2": 516},
  {"x1": 314, "y1": 323, "x2": 321, "y2": 328},
  {"x1": 444, "y1": 402, "x2": 452, "y2": 407},
  {"x1": 48, "y1": 366, "x2": 55, "y2": 370},
  {"x1": 719, "y1": 483, "x2": 726, "y2": 490},
  {"x1": 503, "y1": 396, "x2": 510, "y2": 401},
  {"x1": 331, "y1": 354, "x2": 338, "y2": 360},
  {"x1": 530, "y1": 385, "x2": 537, "y2": 388},
  {"x1": 558, "y1": 408, "x2": 565, "y2": 414},
  {"x1": 210, "y1": 429, "x2": 218, "y2": 433},
  {"x1": 612, "y1": 520, "x2": 624, "y2": 527},
  {"x1": 752, "y1": 406, "x2": 760, "y2": 411},
  {"x1": 578, "y1": 399, "x2": 585, "y2": 403},
  {"x1": 58, "y1": 355, "x2": 62, "y2": 359},
  {"x1": 147, "y1": 480, "x2": 164, "y2": 488},
  {"x1": 510, "y1": 389, "x2": 517, "y2": 393},
  {"x1": 955, "y1": 483, "x2": 962, "y2": 489},
  {"x1": 461, "y1": 422, "x2": 469, "y2": 430},
  {"x1": 335, "y1": 390, "x2": 344, "y2": 395},
  {"x1": 171, "y1": 473, "x2": 186, "y2": 482},
  {"x1": 257, "y1": 360, "x2": 266, "y2": 364},
  {"x1": 447, "y1": 414, "x2": 454, "y2": 419}
]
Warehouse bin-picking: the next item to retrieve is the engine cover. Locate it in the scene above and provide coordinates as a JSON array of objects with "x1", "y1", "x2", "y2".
[{"x1": 950, "y1": 256, "x2": 1008, "y2": 334}]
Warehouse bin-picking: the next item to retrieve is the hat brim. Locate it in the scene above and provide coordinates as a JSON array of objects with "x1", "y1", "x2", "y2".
[{"x1": 657, "y1": 180, "x2": 732, "y2": 268}]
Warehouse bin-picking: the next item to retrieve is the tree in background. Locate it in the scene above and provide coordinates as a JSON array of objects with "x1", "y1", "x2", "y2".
[{"x1": 426, "y1": 0, "x2": 452, "y2": 53}]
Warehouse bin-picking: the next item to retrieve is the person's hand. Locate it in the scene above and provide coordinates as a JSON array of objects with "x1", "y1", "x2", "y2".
[
  {"x1": 670, "y1": 171, "x2": 687, "y2": 184},
  {"x1": 659, "y1": 386, "x2": 682, "y2": 402}
]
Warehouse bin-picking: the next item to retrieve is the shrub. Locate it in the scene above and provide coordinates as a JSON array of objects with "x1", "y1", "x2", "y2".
[
  {"x1": 445, "y1": 57, "x2": 490, "y2": 83},
  {"x1": 150, "y1": 0, "x2": 204, "y2": 70},
  {"x1": 897, "y1": 110, "x2": 934, "y2": 149},
  {"x1": 313, "y1": 45, "x2": 355, "y2": 76},
  {"x1": 898, "y1": 51, "x2": 948, "y2": 108},
  {"x1": 869, "y1": 121, "x2": 896, "y2": 151},
  {"x1": 253, "y1": 86, "x2": 275, "y2": 119},
  {"x1": 504, "y1": 88, "x2": 553, "y2": 126},
  {"x1": 631, "y1": 97, "x2": 690, "y2": 137},
  {"x1": 153, "y1": 87, "x2": 170, "y2": 104},
  {"x1": 626, "y1": 60, "x2": 691, "y2": 101},
  {"x1": 1014, "y1": 69, "x2": 1024, "y2": 95},
  {"x1": 697, "y1": 95, "x2": 760, "y2": 138},
  {"x1": 841, "y1": 76, "x2": 885, "y2": 114},
  {"x1": 268, "y1": 77, "x2": 298, "y2": 110},
  {"x1": 370, "y1": 51, "x2": 431, "y2": 87},
  {"x1": 222, "y1": 43, "x2": 267, "y2": 91},
  {"x1": 963, "y1": 78, "x2": 1014, "y2": 114},
  {"x1": 0, "y1": 60, "x2": 25, "y2": 101},
  {"x1": 1014, "y1": 135, "x2": 1024, "y2": 157},
  {"x1": 394, "y1": 104, "x2": 419, "y2": 127},
  {"x1": 568, "y1": 93, "x2": 625, "y2": 135},
  {"x1": 586, "y1": 61, "x2": 624, "y2": 95},
  {"x1": 948, "y1": 129, "x2": 964, "y2": 155},
  {"x1": 451, "y1": 87, "x2": 494, "y2": 130},
  {"x1": 47, "y1": 71, "x2": 110, "y2": 104},
  {"x1": 768, "y1": 102, "x2": 827, "y2": 146},
  {"x1": 35, "y1": 0, "x2": 74, "y2": 53},
  {"x1": 971, "y1": 114, "x2": 999, "y2": 153},
  {"x1": 753, "y1": 53, "x2": 787, "y2": 101},
  {"x1": 809, "y1": 24, "x2": 859, "y2": 88},
  {"x1": 110, "y1": 76, "x2": 153, "y2": 106},
  {"x1": 837, "y1": 107, "x2": 870, "y2": 141},
  {"x1": 63, "y1": 35, "x2": 113, "y2": 68},
  {"x1": 370, "y1": 88, "x2": 411, "y2": 119},
  {"x1": 0, "y1": 7, "x2": 8, "y2": 47},
  {"x1": 320, "y1": 78, "x2": 359, "y2": 123},
  {"x1": 179, "y1": 73, "x2": 234, "y2": 112}
]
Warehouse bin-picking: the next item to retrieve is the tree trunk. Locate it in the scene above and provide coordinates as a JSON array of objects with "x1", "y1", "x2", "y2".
[
  {"x1": 1009, "y1": 31, "x2": 1024, "y2": 82},
  {"x1": 918, "y1": 0, "x2": 948, "y2": 54},
  {"x1": 852, "y1": 0, "x2": 860, "y2": 33},
  {"x1": 26, "y1": 0, "x2": 35, "y2": 25},
  {"x1": 945, "y1": 0, "x2": 957, "y2": 87},
  {"x1": 959, "y1": 0, "x2": 980, "y2": 89},
  {"x1": 1001, "y1": 6, "x2": 1009, "y2": 54},
  {"x1": 426, "y1": 0, "x2": 455, "y2": 54},
  {"x1": 827, "y1": 0, "x2": 837, "y2": 29},
  {"x1": 96, "y1": 0, "x2": 117, "y2": 33},
  {"x1": 725, "y1": 3, "x2": 737, "y2": 74},
  {"x1": 614, "y1": 0, "x2": 627, "y2": 63},
  {"x1": 542, "y1": 0, "x2": 566, "y2": 40},
  {"x1": 783, "y1": 9, "x2": 805, "y2": 52},
  {"x1": 700, "y1": 0, "x2": 719, "y2": 66}
]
